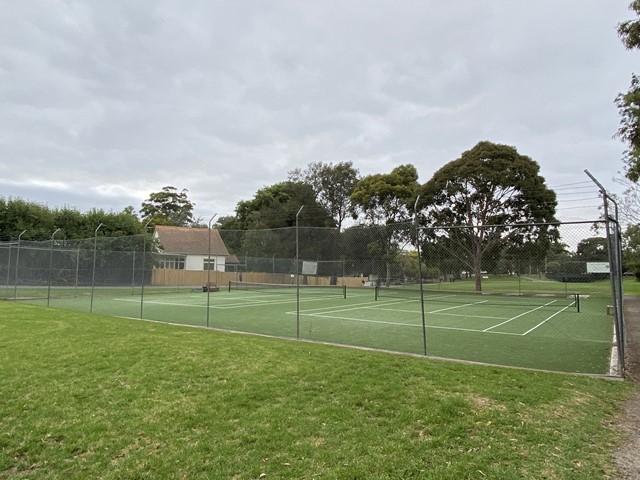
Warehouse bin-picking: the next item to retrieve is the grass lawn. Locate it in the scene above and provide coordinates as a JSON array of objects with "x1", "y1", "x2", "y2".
[
  {"x1": 624, "y1": 276, "x2": 640, "y2": 296},
  {"x1": 0, "y1": 302, "x2": 633, "y2": 479}
]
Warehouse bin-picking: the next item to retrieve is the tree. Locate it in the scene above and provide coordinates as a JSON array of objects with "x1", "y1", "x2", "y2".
[
  {"x1": 0, "y1": 197, "x2": 54, "y2": 240},
  {"x1": 612, "y1": 174, "x2": 640, "y2": 223},
  {"x1": 418, "y1": 141, "x2": 557, "y2": 292},
  {"x1": 576, "y1": 237, "x2": 609, "y2": 261},
  {"x1": 140, "y1": 186, "x2": 195, "y2": 227},
  {"x1": 289, "y1": 161, "x2": 360, "y2": 230},
  {"x1": 616, "y1": 2, "x2": 640, "y2": 181},
  {"x1": 225, "y1": 181, "x2": 334, "y2": 261},
  {"x1": 623, "y1": 224, "x2": 640, "y2": 278},
  {"x1": 350, "y1": 164, "x2": 420, "y2": 285},
  {"x1": 351, "y1": 164, "x2": 419, "y2": 225},
  {"x1": 0, "y1": 198, "x2": 142, "y2": 241},
  {"x1": 235, "y1": 181, "x2": 333, "y2": 230}
]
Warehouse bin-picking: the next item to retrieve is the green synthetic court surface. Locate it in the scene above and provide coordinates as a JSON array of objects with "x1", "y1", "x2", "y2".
[{"x1": 15, "y1": 280, "x2": 614, "y2": 374}]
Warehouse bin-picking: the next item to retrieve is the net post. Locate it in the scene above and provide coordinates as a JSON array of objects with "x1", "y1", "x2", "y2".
[
  {"x1": 576, "y1": 293, "x2": 580, "y2": 313},
  {"x1": 374, "y1": 285, "x2": 379, "y2": 301},
  {"x1": 228, "y1": 280, "x2": 231, "y2": 292},
  {"x1": 342, "y1": 284, "x2": 347, "y2": 299}
]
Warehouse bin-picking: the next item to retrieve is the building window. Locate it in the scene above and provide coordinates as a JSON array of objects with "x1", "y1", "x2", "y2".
[
  {"x1": 157, "y1": 256, "x2": 185, "y2": 269},
  {"x1": 203, "y1": 259, "x2": 216, "y2": 271}
]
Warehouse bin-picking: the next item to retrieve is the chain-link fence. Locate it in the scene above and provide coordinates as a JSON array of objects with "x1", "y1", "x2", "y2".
[{"x1": 0, "y1": 219, "x2": 625, "y2": 375}]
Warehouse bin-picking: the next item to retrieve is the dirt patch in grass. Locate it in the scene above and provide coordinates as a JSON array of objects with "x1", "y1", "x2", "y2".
[{"x1": 613, "y1": 296, "x2": 640, "y2": 479}]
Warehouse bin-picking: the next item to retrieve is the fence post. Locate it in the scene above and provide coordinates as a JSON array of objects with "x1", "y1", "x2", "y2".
[
  {"x1": 13, "y1": 230, "x2": 26, "y2": 301},
  {"x1": 90, "y1": 223, "x2": 104, "y2": 313},
  {"x1": 47, "y1": 228, "x2": 60, "y2": 307},
  {"x1": 296, "y1": 206, "x2": 303, "y2": 339},
  {"x1": 140, "y1": 220, "x2": 152, "y2": 319},
  {"x1": 585, "y1": 169, "x2": 625, "y2": 373},
  {"x1": 206, "y1": 214, "x2": 217, "y2": 328},
  {"x1": 414, "y1": 196, "x2": 427, "y2": 356}
]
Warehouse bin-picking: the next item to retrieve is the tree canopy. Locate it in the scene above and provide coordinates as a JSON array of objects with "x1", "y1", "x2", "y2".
[
  {"x1": 418, "y1": 141, "x2": 557, "y2": 291},
  {"x1": 140, "y1": 186, "x2": 196, "y2": 227},
  {"x1": 350, "y1": 164, "x2": 419, "y2": 225},
  {"x1": 233, "y1": 181, "x2": 334, "y2": 230},
  {"x1": 616, "y1": 2, "x2": 640, "y2": 181},
  {"x1": 0, "y1": 197, "x2": 142, "y2": 241},
  {"x1": 289, "y1": 161, "x2": 360, "y2": 230},
  {"x1": 350, "y1": 164, "x2": 420, "y2": 285}
]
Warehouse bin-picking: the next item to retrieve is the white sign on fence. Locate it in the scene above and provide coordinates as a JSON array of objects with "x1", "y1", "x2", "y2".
[{"x1": 586, "y1": 262, "x2": 610, "y2": 274}]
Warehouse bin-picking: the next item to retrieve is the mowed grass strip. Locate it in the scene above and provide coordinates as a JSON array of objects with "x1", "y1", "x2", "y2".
[{"x1": 0, "y1": 303, "x2": 632, "y2": 479}]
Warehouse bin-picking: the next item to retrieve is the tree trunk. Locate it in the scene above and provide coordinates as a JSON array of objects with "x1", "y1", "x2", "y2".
[{"x1": 473, "y1": 246, "x2": 483, "y2": 293}]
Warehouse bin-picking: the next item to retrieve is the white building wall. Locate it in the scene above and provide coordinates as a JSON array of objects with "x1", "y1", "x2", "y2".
[{"x1": 185, "y1": 254, "x2": 226, "y2": 272}]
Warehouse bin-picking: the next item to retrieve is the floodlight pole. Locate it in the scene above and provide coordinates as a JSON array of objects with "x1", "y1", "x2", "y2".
[
  {"x1": 90, "y1": 223, "x2": 104, "y2": 313},
  {"x1": 206, "y1": 214, "x2": 217, "y2": 328},
  {"x1": 414, "y1": 196, "x2": 427, "y2": 356},
  {"x1": 14, "y1": 229, "x2": 26, "y2": 300},
  {"x1": 296, "y1": 205, "x2": 303, "y2": 339},
  {"x1": 47, "y1": 228, "x2": 61, "y2": 307}
]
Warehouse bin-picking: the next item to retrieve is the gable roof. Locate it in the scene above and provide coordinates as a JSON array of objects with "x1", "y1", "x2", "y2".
[{"x1": 154, "y1": 226, "x2": 230, "y2": 256}]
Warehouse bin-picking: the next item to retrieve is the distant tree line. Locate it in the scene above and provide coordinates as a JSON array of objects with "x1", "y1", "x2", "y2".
[{"x1": 7, "y1": 141, "x2": 626, "y2": 290}]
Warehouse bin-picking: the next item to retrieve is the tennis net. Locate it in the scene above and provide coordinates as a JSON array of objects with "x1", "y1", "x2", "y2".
[{"x1": 229, "y1": 281, "x2": 347, "y2": 298}]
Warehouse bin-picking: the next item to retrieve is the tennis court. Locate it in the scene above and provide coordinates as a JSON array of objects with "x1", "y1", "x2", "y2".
[{"x1": 30, "y1": 281, "x2": 614, "y2": 374}]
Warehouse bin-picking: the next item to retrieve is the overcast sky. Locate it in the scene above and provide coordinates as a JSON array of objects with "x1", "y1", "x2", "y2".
[{"x1": 0, "y1": 1, "x2": 636, "y2": 224}]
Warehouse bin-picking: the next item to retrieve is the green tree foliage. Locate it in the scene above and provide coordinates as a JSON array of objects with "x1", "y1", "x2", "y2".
[
  {"x1": 289, "y1": 161, "x2": 360, "y2": 230},
  {"x1": 576, "y1": 237, "x2": 608, "y2": 261},
  {"x1": 217, "y1": 181, "x2": 334, "y2": 261},
  {"x1": 0, "y1": 198, "x2": 142, "y2": 241},
  {"x1": 234, "y1": 181, "x2": 334, "y2": 230},
  {"x1": 0, "y1": 198, "x2": 54, "y2": 240},
  {"x1": 140, "y1": 186, "x2": 196, "y2": 227},
  {"x1": 351, "y1": 164, "x2": 419, "y2": 225},
  {"x1": 418, "y1": 141, "x2": 557, "y2": 292},
  {"x1": 350, "y1": 165, "x2": 420, "y2": 285},
  {"x1": 622, "y1": 224, "x2": 640, "y2": 277},
  {"x1": 616, "y1": 2, "x2": 640, "y2": 181}
]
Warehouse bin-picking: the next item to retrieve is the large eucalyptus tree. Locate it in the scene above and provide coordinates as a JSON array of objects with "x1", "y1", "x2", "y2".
[{"x1": 418, "y1": 141, "x2": 557, "y2": 292}]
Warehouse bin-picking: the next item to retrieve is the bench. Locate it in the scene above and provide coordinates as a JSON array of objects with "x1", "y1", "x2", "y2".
[{"x1": 202, "y1": 283, "x2": 219, "y2": 292}]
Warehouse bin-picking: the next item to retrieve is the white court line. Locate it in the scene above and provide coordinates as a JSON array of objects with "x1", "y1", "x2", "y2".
[
  {"x1": 482, "y1": 300, "x2": 564, "y2": 332},
  {"x1": 293, "y1": 310, "x2": 523, "y2": 335},
  {"x1": 114, "y1": 298, "x2": 207, "y2": 308},
  {"x1": 521, "y1": 304, "x2": 576, "y2": 335},
  {"x1": 375, "y1": 308, "x2": 506, "y2": 320},
  {"x1": 295, "y1": 298, "x2": 415, "y2": 315},
  {"x1": 114, "y1": 294, "x2": 347, "y2": 310}
]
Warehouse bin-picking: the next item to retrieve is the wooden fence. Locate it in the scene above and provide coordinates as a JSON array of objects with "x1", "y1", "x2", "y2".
[{"x1": 151, "y1": 268, "x2": 368, "y2": 289}]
